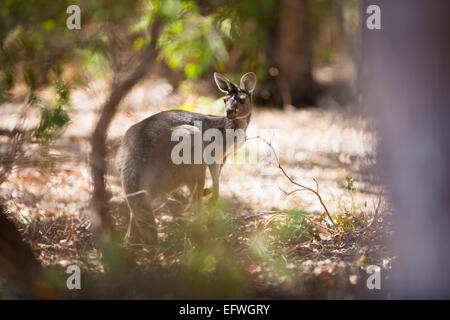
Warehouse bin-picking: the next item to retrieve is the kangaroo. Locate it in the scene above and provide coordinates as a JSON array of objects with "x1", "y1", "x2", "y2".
[{"x1": 116, "y1": 72, "x2": 256, "y2": 244}]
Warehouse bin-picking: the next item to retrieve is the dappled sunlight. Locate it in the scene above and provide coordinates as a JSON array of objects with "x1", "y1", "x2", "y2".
[
  {"x1": 0, "y1": 77, "x2": 389, "y2": 298},
  {"x1": 0, "y1": 0, "x2": 408, "y2": 301}
]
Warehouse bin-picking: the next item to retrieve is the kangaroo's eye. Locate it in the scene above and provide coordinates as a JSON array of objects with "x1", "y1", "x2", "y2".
[
  {"x1": 223, "y1": 98, "x2": 227, "y2": 103},
  {"x1": 239, "y1": 98, "x2": 245, "y2": 104}
]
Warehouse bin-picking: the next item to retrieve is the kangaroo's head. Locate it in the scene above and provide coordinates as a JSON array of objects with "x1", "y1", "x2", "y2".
[{"x1": 214, "y1": 72, "x2": 256, "y2": 120}]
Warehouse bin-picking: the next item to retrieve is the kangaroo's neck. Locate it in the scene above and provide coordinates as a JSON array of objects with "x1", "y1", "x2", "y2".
[{"x1": 225, "y1": 113, "x2": 251, "y2": 132}]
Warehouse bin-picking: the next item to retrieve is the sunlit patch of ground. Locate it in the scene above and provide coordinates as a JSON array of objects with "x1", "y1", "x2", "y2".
[{"x1": 0, "y1": 79, "x2": 393, "y2": 298}]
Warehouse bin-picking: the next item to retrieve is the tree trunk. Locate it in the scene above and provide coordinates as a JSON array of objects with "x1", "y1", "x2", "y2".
[
  {"x1": 0, "y1": 204, "x2": 42, "y2": 296},
  {"x1": 90, "y1": 18, "x2": 161, "y2": 240},
  {"x1": 273, "y1": 0, "x2": 316, "y2": 107},
  {"x1": 363, "y1": 0, "x2": 450, "y2": 298}
]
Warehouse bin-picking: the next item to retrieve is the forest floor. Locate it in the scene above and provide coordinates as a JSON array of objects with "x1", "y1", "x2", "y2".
[{"x1": 0, "y1": 78, "x2": 394, "y2": 299}]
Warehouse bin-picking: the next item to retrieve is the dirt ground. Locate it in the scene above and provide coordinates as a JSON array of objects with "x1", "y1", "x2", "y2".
[{"x1": 0, "y1": 78, "x2": 394, "y2": 299}]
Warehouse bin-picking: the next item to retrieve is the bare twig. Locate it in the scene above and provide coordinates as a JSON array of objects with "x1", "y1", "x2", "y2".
[
  {"x1": 242, "y1": 210, "x2": 284, "y2": 220},
  {"x1": 302, "y1": 216, "x2": 336, "y2": 234},
  {"x1": 279, "y1": 187, "x2": 308, "y2": 195},
  {"x1": 248, "y1": 135, "x2": 337, "y2": 229},
  {"x1": 0, "y1": 128, "x2": 28, "y2": 137},
  {"x1": 369, "y1": 191, "x2": 383, "y2": 228}
]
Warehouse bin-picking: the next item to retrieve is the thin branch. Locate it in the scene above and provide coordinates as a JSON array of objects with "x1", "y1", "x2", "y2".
[
  {"x1": 249, "y1": 135, "x2": 337, "y2": 229},
  {"x1": 90, "y1": 18, "x2": 162, "y2": 237},
  {"x1": 369, "y1": 191, "x2": 383, "y2": 228},
  {"x1": 279, "y1": 187, "x2": 308, "y2": 196},
  {"x1": 302, "y1": 216, "x2": 336, "y2": 234},
  {"x1": 241, "y1": 210, "x2": 284, "y2": 220}
]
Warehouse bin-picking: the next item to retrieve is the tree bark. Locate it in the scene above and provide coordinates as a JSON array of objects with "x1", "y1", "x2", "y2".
[
  {"x1": 274, "y1": 0, "x2": 316, "y2": 107},
  {"x1": 0, "y1": 204, "x2": 42, "y2": 295},
  {"x1": 363, "y1": 0, "x2": 450, "y2": 298}
]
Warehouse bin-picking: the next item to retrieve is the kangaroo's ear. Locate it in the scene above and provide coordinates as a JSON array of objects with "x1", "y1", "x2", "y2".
[
  {"x1": 240, "y1": 72, "x2": 256, "y2": 93},
  {"x1": 214, "y1": 72, "x2": 233, "y2": 93}
]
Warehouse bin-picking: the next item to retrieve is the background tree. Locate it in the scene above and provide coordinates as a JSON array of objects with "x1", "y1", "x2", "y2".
[{"x1": 273, "y1": 0, "x2": 315, "y2": 106}]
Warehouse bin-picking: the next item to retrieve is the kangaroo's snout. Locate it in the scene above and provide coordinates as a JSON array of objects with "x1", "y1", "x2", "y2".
[
  {"x1": 226, "y1": 108, "x2": 236, "y2": 118},
  {"x1": 224, "y1": 94, "x2": 238, "y2": 119}
]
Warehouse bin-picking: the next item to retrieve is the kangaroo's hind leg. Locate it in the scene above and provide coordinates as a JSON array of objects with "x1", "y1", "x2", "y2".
[
  {"x1": 188, "y1": 166, "x2": 206, "y2": 214},
  {"x1": 124, "y1": 192, "x2": 157, "y2": 245},
  {"x1": 181, "y1": 165, "x2": 207, "y2": 214}
]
